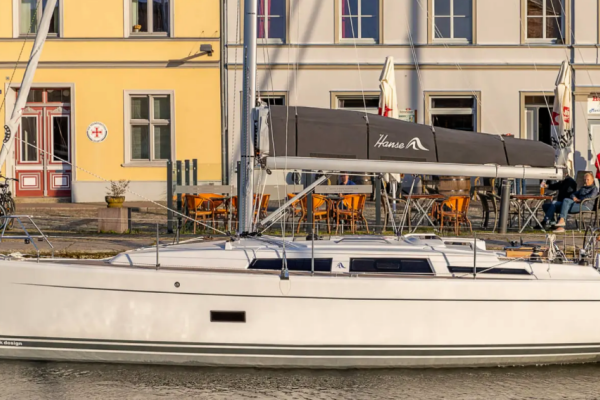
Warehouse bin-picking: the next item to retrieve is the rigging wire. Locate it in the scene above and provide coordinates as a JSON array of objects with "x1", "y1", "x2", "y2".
[
  {"x1": 345, "y1": 0, "x2": 370, "y2": 120},
  {"x1": 0, "y1": 0, "x2": 42, "y2": 115},
  {"x1": 17, "y1": 137, "x2": 227, "y2": 235},
  {"x1": 414, "y1": 0, "x2": 501, "y2": 134}
]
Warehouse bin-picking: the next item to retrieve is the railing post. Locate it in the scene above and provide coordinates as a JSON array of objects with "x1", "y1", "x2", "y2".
[
  {"x1": 193, "y1": 159, "x2": 198, "y2": 194},
  {"x1": 306, "y1": 173, "x2": 314, "y2": 235},
  {"x1": 176, "y1": 161, "x2": 183, "y2": 212},
  {"x1": 499, "y1": 179, "x2": 511, "y2": 234},
  {"x1": 375, "y1": 175, "x2": 382, "y2": 233},
  {"x1": 167, "y1": 160, "x2": 174, "y2": 234}
]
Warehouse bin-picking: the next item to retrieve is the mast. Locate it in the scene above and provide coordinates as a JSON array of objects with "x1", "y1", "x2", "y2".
[
  {"x1": 238, "y1": 0, "x2": 258, "y2": 235},
  {"x1": 0, "y1": 0, "x2": 58, "y2": 169}
]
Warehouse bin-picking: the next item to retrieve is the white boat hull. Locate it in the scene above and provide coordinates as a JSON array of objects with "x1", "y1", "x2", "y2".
[{"x1": 2, "y1": 260, "x2": 600, "y2": 368}]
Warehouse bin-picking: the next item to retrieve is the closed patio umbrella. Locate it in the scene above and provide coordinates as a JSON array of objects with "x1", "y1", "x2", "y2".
[
  {"x1": 378, "y1": 56, "x2": 401, "y2": 207},
  {"x1": 551, "y1": 60, "x2": 574, "y2": 177}
]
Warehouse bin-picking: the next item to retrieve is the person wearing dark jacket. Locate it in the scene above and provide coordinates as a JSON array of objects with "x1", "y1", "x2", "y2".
[{"x1": 543, "y1": 172, "x2": 598, "y2": 232}]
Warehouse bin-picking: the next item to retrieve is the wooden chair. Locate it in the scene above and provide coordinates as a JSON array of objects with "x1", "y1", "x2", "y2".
[
  {"x1": 230, "y1": 194, "x2": 271, "y2": 229},
  {"x1": 438, "y1": 195, "x2": 472, "y2": 236},
  {"x1": 286, "y1": 193, "x2": 303, "y2": 221},
  {"x1": 185, "y1": 195, "x2": 214, "y2": 234},
  {"x1": 198, "y1": 193, "x2": 228, "y2": 228},
  {"x1": 297, "y1": 194, "x2": 331, "y2": 234},
  {"x1": 334, "y1": 194, "x2": 369, "y2": 234},
  {"x1": 476, "y1": 189, "x2": 498, "y2": 231}
]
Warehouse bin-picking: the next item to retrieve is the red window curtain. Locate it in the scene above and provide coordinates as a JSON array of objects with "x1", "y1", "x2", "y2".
[
  {"x1": 258, "y1": 0, "x2": 266, "y2": 38},
  {"x1": 342, "y1": 0, "x2": 349, "y2": 38}
]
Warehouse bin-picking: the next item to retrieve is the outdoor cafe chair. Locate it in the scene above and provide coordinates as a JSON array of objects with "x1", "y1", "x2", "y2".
[
  {"x1": 297, "y1": 194, "x2": 331, "y2": 234},
  {"x1": 197, "y1": 193, "x2": 228, "y2": 228},
  {"x1": 437, "y1": 195, "x2": 472, "y2": 236},
  {"x1": 334, "y1": 194, "x2": 369, "y2": 234},
  {"x1": 185, "y1": 195, "x2": 214, "y2": 234}
]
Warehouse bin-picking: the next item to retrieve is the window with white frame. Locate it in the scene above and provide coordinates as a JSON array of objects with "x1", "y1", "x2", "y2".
[
  {"x1": 257, "y1": 95, "x2": 286, "y2": 106},
  {"x1": 430, "y1": 96, "x2": 476, "y2": 131},
  {"x1": 433, "y1": 0, "x2": 473, "y2": 42},
  {"x1": 338, "y1": 96, "x2": 380, "y2": 114},
  {"x1": 129, "y1": 95, "x2": 171, "y2": 162},
  {"x1": 526, "y1": 0, "x2": 564, "y2": 41},
  {"x1": 258, "y1": 0, "x2": 286, "y2": 42},
  {"x1": 19, "y1": 0, "x2": 59, "y2": 36},
  {"x1": 131, "y1": 0, "x2": 170, "y2": 34},
  {"x1": 340, "y1": 0, "x2": 380, "y2": 43}
]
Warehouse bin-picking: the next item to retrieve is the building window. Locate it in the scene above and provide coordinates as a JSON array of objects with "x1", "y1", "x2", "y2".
[
  {"x1": 433, "y1": 0, "x2": 473, "y2": 42},
  {"x1": 430, "y1": 96, "x2": 476, "y2": 131},
  {"x1": 337, "y1": 96, "x2": 380, "y2": 114},
  {"x1": 19, "y1": 0, "x2": 59, "y2": 36},
  {"x1": 258, "y1": 0, "x2": 286, "y2": 43},
  {"x1": 258, "y1": 95, "x2": 286, "y2": 106},
  {"x1": 129, "y1": 95, "x2": 171, "y2": 161},
  {"x1": 131, "y1": 0, "x2": 170, "y2": 35},
  {"x1": 526, "y1": 0, "x2": 563, "y2": 41},
  {"x1": 340, "y1": 0, "x2": 380, "y2": 43}
]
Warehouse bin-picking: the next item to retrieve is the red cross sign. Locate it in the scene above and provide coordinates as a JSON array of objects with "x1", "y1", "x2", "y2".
[{"x1": 87, "y1": 122, "x2": 108, "y2": 143}]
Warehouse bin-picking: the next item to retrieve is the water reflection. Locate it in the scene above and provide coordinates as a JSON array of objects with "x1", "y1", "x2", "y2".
[{"x1": 1, "y1": 361, "x2": 599, "y2": 399}]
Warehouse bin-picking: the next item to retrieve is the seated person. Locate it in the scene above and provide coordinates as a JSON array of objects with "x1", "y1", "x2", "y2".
[
  {"x1": 540, "y1": 176, "x2": 577, "y2": 228},
  {"x1": 542, "y1": 172, "x2": 598, "y2": 232},
  {"x1": 339, "y1": 174, "x2": 356, "y2": 186}
]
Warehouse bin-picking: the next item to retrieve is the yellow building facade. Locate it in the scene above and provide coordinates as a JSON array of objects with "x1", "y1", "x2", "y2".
[{"x1": 0, "y1": 0, "x2": 222, "y2": 201}]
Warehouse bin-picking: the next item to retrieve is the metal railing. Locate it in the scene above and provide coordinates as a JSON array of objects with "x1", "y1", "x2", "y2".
[{"x1": 0, "y1": 215, "x2": 54, "y2": 261}]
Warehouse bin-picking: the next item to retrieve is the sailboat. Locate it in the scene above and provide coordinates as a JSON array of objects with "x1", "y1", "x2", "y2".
[{"x1": 2, "y1": 0, "x2": 600, "y2": 369}]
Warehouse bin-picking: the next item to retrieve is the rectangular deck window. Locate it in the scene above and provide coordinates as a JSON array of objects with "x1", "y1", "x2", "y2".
[{"x1": 350, "y1": 258, "x2": 433, "y2": 274}]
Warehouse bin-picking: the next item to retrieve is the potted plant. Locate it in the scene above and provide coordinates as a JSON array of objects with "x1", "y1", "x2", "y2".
[
  {"x1": 105, "y1": 180, "x2": 130, "y2": 208},
  {"x1": 133, "y1": 24, "x2": 141, "y2": 33}
]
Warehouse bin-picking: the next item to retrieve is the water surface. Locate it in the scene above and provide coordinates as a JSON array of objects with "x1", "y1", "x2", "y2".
[{"x1": 1, "y1": 361, "x2": 599, "y2": 399}]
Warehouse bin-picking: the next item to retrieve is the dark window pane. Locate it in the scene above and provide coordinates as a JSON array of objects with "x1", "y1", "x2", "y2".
[
  {"x1": 153, "y1": 96, "x2": 170, "y2": 119},
  {"x1": 453, "y1": 16, "x2": 472, "y2": 40},
  {"x1": 153, "y1": 0, "x2": 169, "y2": 32},
  {"x1": 454, "y1": 0, "x2": 472, "y2": 16},
  {"x1": 434, "y1": 0, "x2": 451, "y2": 15},
  {"x1": 259, "y1": 96, "x2": 286, "y2": 106},
  {"x1": 401, "y1": 259, "x2": 433, "y2": 274},
  {"x1": 25, "y1": 89, "x2": 43, "y2": 103},
  {"x1": 342, "y1": 16, "x2": 359, "y2": 38},
  {"x1": 525, "y1": 95, "x2": 554, "y2": 105},
  {"x1": 527, "y1": 0, "x2": 543, "y2": 15},
  {"x1": 448, "y1": 266, "x2": 530, "y2": 275},
  {"x1": 132, "y1": 125, "x2": 150, "y2": 160},
  {"x1": 339, "y1": 97, "x2": 379, "y2": 108},
  {"x1": 342, "y1": 0, "x2": 358, "y2": 15},
  {"x1": 527, "y1": 16, "x2": 543, "y2": 38},
  {"x1": 361, "y1": 16, "x2": 379, "y2": 40},
  {"x1": 132, "y1": 0, "x2": 148, "y2": 32},
  {"x1": 361, "y1": 0, "x2": 379, "y2": 16},
  {"x1": 21, "y1": 117, "x2": 37, "y2": 162},
  {"x1": 270, "y1": 0, "x2": 286, "y2": 16},
  {"x1": 47, "y1": 89, "x2": 70, "y2": 103},
  {"x1": 269, "y1": 15, "x2": 286, "y2": 40},
  {"x1": 432, "y1": 114, "x2": 475, "y2": 131},
  {"x1": 153, "y1": 125, "x2": 170, "y2": 160},
  {"x1": 434, "y1": 17, "x2": 451, "y2": 38},
  {"x1": 432, "y1": 97, "x2": 474, "y2": 108},
  {"x1": 52, "y1": 116, "x2": 69, "y2": 162},
  {"x1": 547, "y1": 0, "x2": 563, "y2": 16},
  {"x1": 132, "y1": 97, "x2": 149, "y2": 120},
  {"x1": 249, "y1": 258, "x2": 332, "y2": 272},
  {"x1": 42, "y1": 0, "x2": 59, "y2": 34},
  {"x1": 546, "y1": 16, "x2": 561, "y2": 39}
]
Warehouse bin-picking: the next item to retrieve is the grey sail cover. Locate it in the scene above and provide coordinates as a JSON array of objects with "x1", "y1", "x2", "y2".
[{"x1": 265, "y1": 106, "x2": 555, "y2": 168}]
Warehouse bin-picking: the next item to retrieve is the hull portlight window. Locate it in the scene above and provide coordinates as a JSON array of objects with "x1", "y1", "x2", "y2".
[
  {"x1": 448, "y1": 266, "x2": 531, "y2": 275},
  {"x1": 211, "y1": 311, "x2": 246, "y2": 323},
  {"x1": 350, "y1": 258, "x2": 434, "y2": 274},
  {"x1": 249, "y1": 258, "x2": 332, "y2": 272}
]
